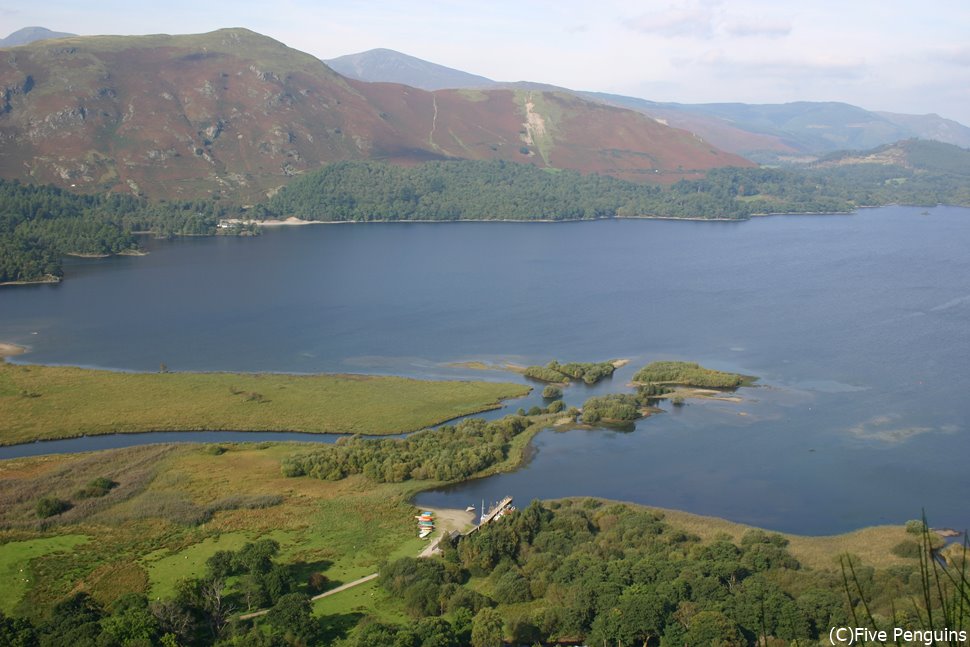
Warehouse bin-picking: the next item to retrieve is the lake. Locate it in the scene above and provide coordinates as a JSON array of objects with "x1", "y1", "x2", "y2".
[{"x1": 1, "y1": 206, "x2": 968, "y2": 535}]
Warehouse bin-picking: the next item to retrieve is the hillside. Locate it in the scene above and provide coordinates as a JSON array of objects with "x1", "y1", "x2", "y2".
[
  {"x1": 814, "y1": 139, "x2": 970, "y2": 174},
  {"x1": 0, "y1": 29, "x2": 750, "y2": 200},
  {"x1": 324, "y1": 48, "x2": 970, "y2": 163}
]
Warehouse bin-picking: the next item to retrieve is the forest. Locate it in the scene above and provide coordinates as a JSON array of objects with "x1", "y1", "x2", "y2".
[
  {"x1": 264, "y1": 160, "x2": 859, "y2": 223},
  {"x1": 0, "y1": 180, "x2": 248, "y2": 283},
  {"x1": 345, "y1": 500, "x2": 966, "y2": 647}
]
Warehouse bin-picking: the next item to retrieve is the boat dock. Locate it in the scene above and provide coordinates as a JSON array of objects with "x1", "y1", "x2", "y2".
[{"x1": 466, "y1": 495, "x2": 513, "y2": 536}]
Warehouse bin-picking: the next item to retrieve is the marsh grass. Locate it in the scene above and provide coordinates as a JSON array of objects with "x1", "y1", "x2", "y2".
[
  {"x1": 0, "y1": 445, "x2": 175, "y2": 530},
  {"x1": 840, "y1": 512, "x2": 969, "y2": 646},
  {"x1": 0, "y1": 362, "x2": 529, "y2": 444}
]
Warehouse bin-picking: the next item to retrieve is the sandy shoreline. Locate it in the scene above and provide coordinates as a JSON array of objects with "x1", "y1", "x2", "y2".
[
  {"x1": 0, "y1": 342, "x2": 27, "y2": 358},
  {"x1": 421, "y1": 507, "x2": 476, "y2": 535}
]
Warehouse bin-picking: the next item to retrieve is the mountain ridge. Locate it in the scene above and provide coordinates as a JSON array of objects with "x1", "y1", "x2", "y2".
[
  {"x1": 0, "y1": 28, "x2": 751, "y2": 200},
  {"x1": 326, "y1": 48, "x2": 494, "y2": 90},
  {"x1": 331, "y1": 47, "x2": 970, "y2": 162}
]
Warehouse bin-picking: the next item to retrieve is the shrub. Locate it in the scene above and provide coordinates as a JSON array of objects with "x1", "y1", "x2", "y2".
[
  {"x1": 74, "y1": 477, "x2": 118, "y2": 499},
  {"x1": 36, "y1": 497, "x2": 72, "y2": 518},
  {"x1": 307, "y1": 572, "x2": 329, "y2": 594},
  {"x1": 891, "y1": 540, "x2": 922, "y2": 559},
  {"x1": 541, "y1": 385, "x2": 562, "y2": 399},
  {"x1": 581, "y1": 394, "x2": 641, "y2": 423},
  {"x1": 905, "y1": 519, "x2": 927, "y2": 535}
]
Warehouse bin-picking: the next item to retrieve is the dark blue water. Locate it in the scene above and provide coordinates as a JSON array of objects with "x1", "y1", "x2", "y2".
[{"x1": 2, "y1": 206, "x2": 968, "y2": 534}]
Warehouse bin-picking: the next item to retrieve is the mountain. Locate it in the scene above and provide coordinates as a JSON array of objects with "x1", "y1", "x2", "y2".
[
  {"x1": 325, "y1": 48, "x2": 495, "y2": 91},
  {"x1": 328, "y1": 48, "x2": 970, "y2": 163},
  {"x1": 0, "y1": 27, "x2": 76, "y2": 47},
  {"x1": 0, "y1": 29, "x2": 751, "y2": 200},
  {"x1": 875, "y1": 112, "x2": 970, "y2": 149},
  {"x1": 814, "y1": 139, "x2": 970, "y2": 175},
  {"x1": 611, "y1": 100, "x2": 970, "y2": 162}
]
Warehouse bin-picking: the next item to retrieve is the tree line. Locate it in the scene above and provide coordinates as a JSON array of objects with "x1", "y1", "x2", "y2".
[
  {"x1": 281, "y1": 415, "x2": 533, "y2": 484},
  {"x1": 264, "y1": 160, "x2": 864, "y2": 223}
]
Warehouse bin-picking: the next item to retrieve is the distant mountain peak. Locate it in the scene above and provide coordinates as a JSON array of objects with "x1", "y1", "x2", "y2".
[
  {"x1": 325, "y1": 48, "x2": 495, "y2": 91},
  {"x1": 0, "y1": 26, "x2": 76, "y2": 48}
]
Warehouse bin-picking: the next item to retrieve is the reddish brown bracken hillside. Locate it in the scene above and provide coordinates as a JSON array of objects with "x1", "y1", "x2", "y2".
[{"x1": 0, "y1": 28, "x2": 753, "y2": 200}]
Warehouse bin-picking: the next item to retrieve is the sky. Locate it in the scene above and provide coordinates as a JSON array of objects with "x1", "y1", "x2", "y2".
[{"x1": 3, "y1": 0, "x2": 970, "y2": 125}]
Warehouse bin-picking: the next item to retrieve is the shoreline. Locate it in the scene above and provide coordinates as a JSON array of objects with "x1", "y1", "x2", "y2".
[
  {"x1": 0, "y1": 342, "x2": 27, "y2": 358},
  {"x1": 247, "y1": 210, "x2": 865, "y2": 227},
  {"x1": 0, "y1": 275, "x2": 61, "y2": 286}
]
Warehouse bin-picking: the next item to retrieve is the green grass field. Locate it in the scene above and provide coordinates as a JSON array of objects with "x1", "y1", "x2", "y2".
[
  {"x1": 0, "y1": 362, "x2": 530, "y2": 445},
  {"x1": 0, "y1": 535, "x2": 89, "y2": 613}
]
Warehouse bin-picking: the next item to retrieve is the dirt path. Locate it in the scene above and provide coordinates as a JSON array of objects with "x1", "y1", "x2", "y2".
[{"x1": 239, "y1": 573, "x2": 381, "y2": 619}]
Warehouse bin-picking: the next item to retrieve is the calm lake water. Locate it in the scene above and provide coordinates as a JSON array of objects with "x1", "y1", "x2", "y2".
[{"x1": 2, "y1": 206, "x2": 969, "y2": 534}]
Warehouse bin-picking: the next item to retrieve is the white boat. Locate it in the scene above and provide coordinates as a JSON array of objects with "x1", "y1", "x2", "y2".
[{"x1": 419, "y1": 527, "x2": 433, "y2": 538}]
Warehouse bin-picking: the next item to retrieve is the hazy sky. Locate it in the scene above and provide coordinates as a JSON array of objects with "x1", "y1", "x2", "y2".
[{"x1": 3, "y1": 0, "x2": 969, "y2": 125}]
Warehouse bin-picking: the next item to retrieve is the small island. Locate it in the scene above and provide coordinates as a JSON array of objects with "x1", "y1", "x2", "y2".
[
  {"x1": 631, "y1": 360, "x2": 753, "y2": 388},
  {"x1": 580, "y1": 361, "x2": 753, "y2": 424},
  {"x1": 522, "y1": 359, "x2": 623, "y2": 385}
]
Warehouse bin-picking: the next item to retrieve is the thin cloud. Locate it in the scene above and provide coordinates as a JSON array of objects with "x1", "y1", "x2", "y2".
[
  {"x1": 722, "y1": 18, "x2": 791, "y2": 38},
  {"x1": 626, "y1": 7, "x2": 715, "y2": 39},
  {"x1": 689, "y1": 52, "x2": 868, "y2": 80}
]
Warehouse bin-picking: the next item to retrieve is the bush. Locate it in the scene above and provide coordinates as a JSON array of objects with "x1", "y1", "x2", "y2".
[
  {"x1": 541, "y1": 385, "x2": 562, "y2": 399},
  {"x1": 307, "y1": 572, "x2": 329, "y2": 594},
  {"x1": 36, "y1": 497, "x2": 72, "y2": 518},
  {"x1": 891, "y1": 540, "x2": 922, "y2": 559},
  {"x1": 546, "y1": 399, "x2": 565, "y2": 413},
  {"x1": 581, "y1": 394, "x2": 642, "y2": 423},
  {"x1": 905, "y1": 519, "x2": 927, "y2": 535},
  {"x1": 74, "y1": 477, "x2": 118, "y2": 499}
]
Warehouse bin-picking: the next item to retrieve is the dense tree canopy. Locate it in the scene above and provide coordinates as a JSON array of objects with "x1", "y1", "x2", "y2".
[
  {"x1": 0, "y1": 179, "x2": 247, "y2": 283},
  {"x1": 281, "y1": 415, "x2": 532, "y2": 483}
]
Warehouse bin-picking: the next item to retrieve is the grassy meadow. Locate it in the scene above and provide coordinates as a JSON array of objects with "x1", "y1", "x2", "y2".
[
  {"x1": 0, "y1": 361, "x2": 530, "y2": 445},
  {"x1": 0, "y1": 432, "x2": 921, "y2": 624}
]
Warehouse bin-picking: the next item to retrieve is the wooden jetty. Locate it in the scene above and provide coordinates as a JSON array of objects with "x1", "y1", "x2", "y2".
[{"x1": 466, "y1": 496, "x2": 513, "y2": 536}]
